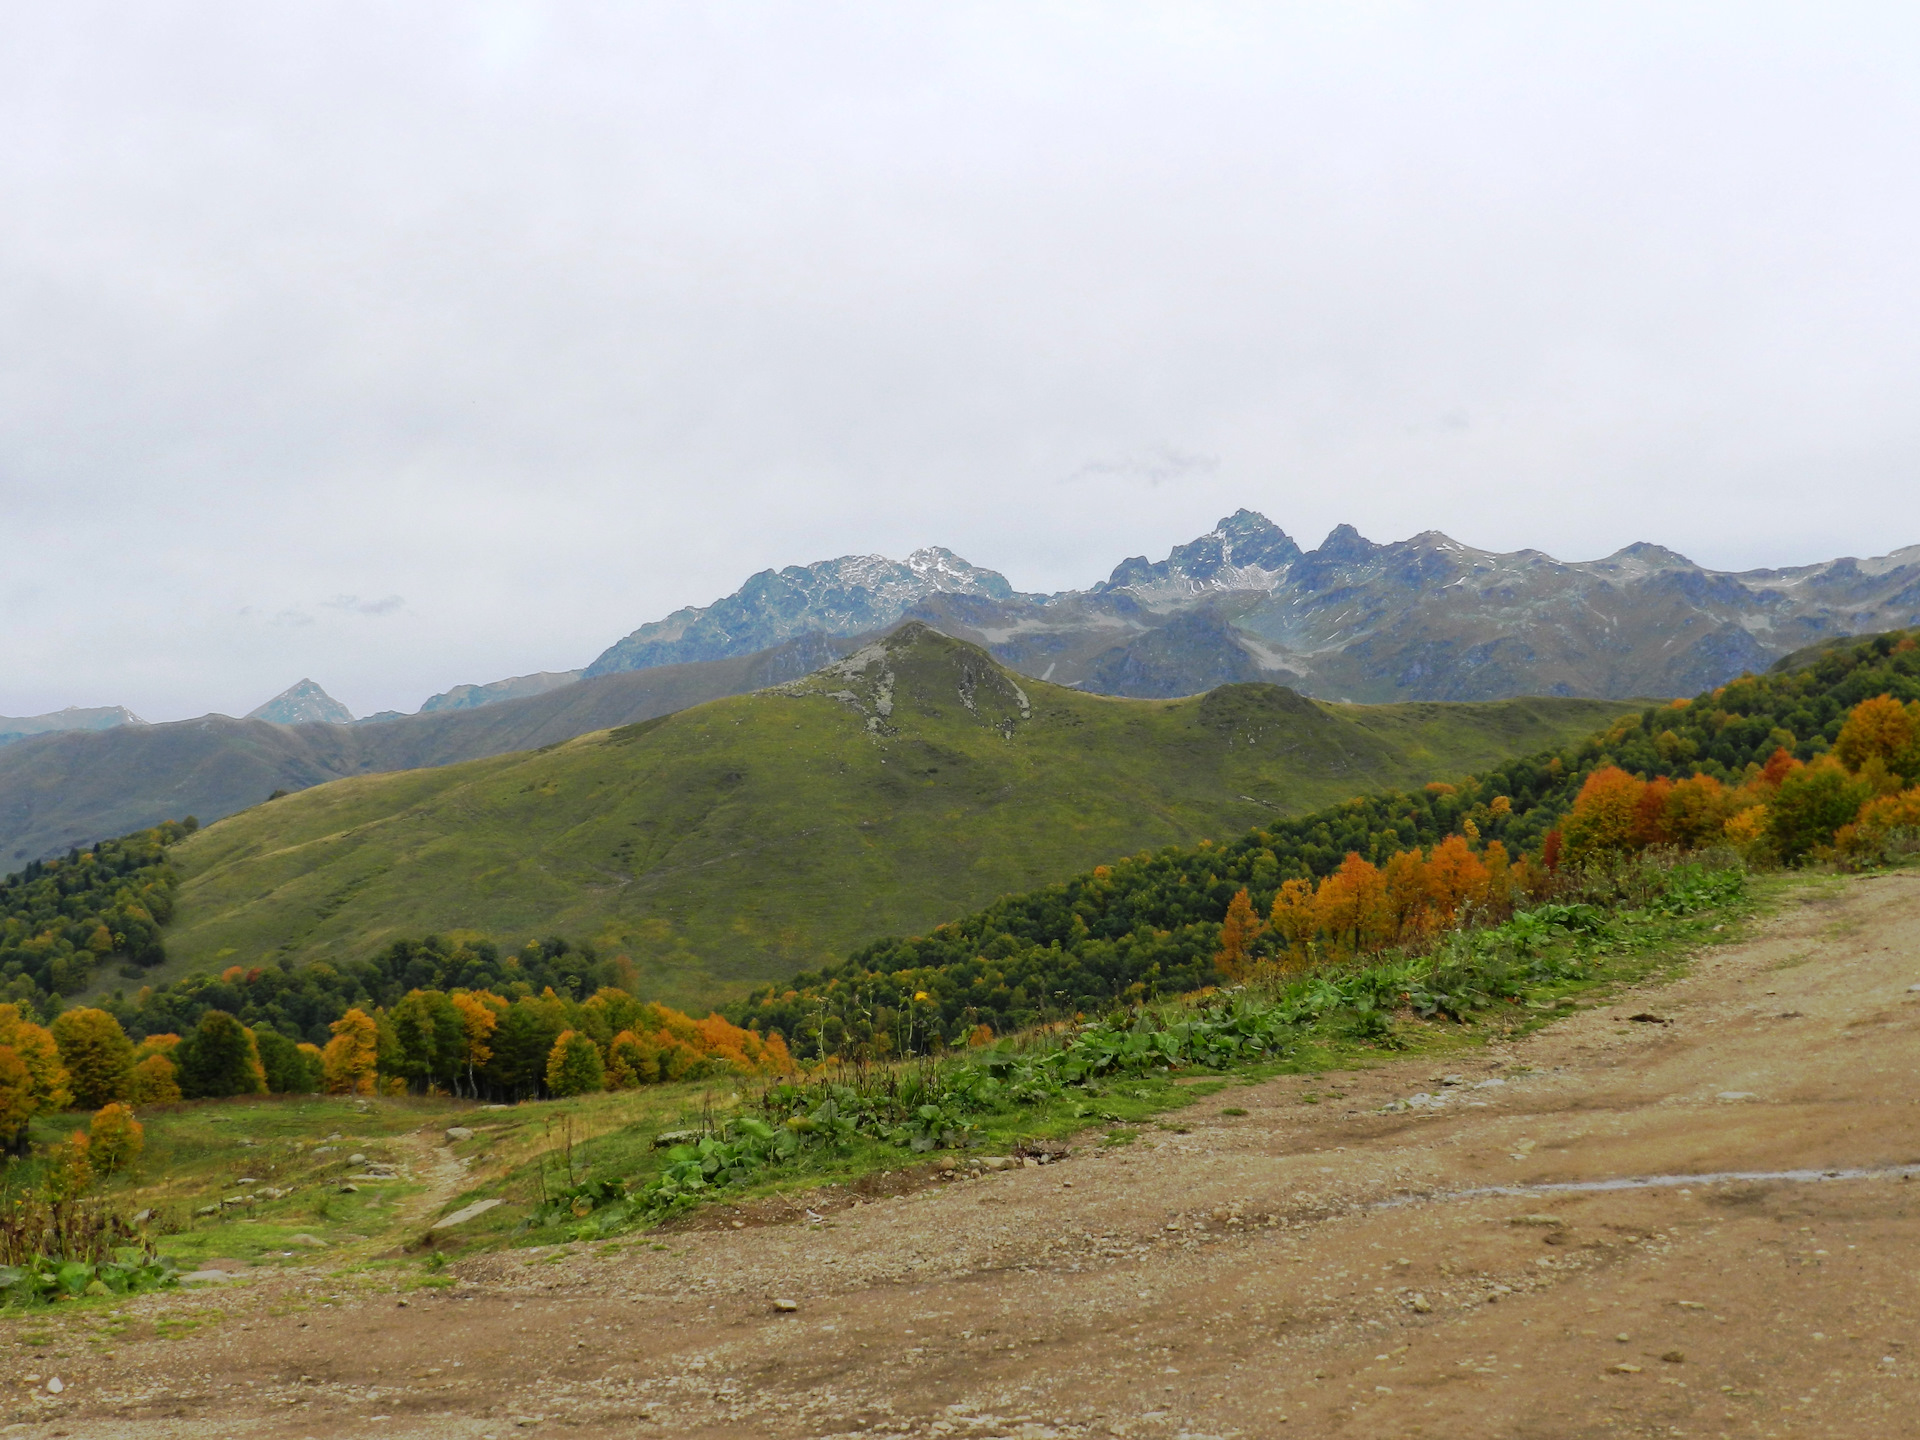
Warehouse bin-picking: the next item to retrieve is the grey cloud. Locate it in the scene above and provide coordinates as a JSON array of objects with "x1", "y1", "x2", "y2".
[
  {"x1": 322, "y1": 595, "x2": 406, "y2": 617},
  {"x1": 1066, "y1": 445, "x2": 1222, "y2": 489}
]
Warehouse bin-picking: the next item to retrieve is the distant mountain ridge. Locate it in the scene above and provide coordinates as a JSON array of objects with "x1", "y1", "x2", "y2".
[
  {"x1": 578, "y1": 509, "x2": 1920, "y2": 705},
  {"x1": 582, "y1": 546, "x2": 1018, "y2": 677},
  {"x1": 6, "y1": 511, "x2": 1918, "y2": 862},
  {"x1": 0, "y1": 705, "x2": 146, "y2": 749}
]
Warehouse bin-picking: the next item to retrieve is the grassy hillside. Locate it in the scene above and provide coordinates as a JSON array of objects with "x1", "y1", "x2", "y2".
[
  {"x1": 0, "y1": 634, "x2": 849, "y2": 866},
  {"x1": 159, "y1": 625, "x2": 1633, "y2": 1010}
]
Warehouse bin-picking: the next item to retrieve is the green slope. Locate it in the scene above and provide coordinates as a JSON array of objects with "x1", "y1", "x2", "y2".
[{"x1": 162, "y1": 625, "x2": 1634, "y2": 1010}]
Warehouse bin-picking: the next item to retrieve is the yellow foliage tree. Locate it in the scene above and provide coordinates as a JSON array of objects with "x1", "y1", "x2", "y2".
[
  {"x1": 449, "y1": 991, "x2": 500, "y2": 1094},
  {"x1": 322, "y1": 1008, "x2": 381, "y2": 1095},
  {"x1": 128, "y1": 1052, "x2": 182, "y2": 1105},
  {"x1": 1835, "y1": 694, "x2": 1918, "y2": 774},
  {"x1": 50, "y1": 1007, "x2": 135, "y2": 1110},
  {"x1": 0, "y1": 1004, "x2": 71, "y2": 1114},
  {"x1": 1268, "y1": 878, "x2": 1317, "y2": 965},
  {"x1": 0, "y1": 1047, "x2": 39, "y2": 1149}
]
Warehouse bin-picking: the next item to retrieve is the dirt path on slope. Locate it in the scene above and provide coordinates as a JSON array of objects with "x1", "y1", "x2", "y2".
[{"x1": 12, "y1": 871, "x2": 1920, "y2": 1439}]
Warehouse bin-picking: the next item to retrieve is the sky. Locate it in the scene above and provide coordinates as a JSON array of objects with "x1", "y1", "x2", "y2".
[{"x1": 5, "y1": 3, "x2": 1920, "y2": 722}]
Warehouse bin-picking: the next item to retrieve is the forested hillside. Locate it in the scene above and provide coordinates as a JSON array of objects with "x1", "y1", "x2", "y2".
[
  {"x1": 736, "y1": 628, "x2": 1920, "y2": 1055},
  {"x1": 153, "y1": 625, "x2": 1629, "y2": 1009},
  {"x1": 0, "y1": 820, "x2": 194, "y2": 1003}
]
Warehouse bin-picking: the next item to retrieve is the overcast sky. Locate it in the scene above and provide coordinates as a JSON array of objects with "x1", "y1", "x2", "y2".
[{"x1": 5, "y1": 4, "x2": 1919, "y2": 721}]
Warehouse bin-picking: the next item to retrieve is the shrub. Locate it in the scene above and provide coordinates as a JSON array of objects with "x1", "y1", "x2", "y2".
[{"x1": 88, "y1": 1103, "x2": 144, "y2": 1176}]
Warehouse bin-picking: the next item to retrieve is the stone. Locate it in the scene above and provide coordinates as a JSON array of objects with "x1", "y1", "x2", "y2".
[
  {"x1": 1716, "y1": 1092, "x2": 1759, "y2": 1102},
  {"x1": 432, "y1": 1197, "x2": 505, "y2": 1230},
  {"x1": 1407, "y1": 1294, "x2": 1432, "y2": 1314},
  {"x1": 132, "y1": 1209, "x2": 153, "y2": 1224},
  {"x1": 194, "y1": 1204, "x2": 219, "y2": 1217},
  {"x1": 446, "y1": 1127, "x2": 475, "y2": 1143},
  {"x1": 287, "y1": 1233, "x2": 330, "y2": 1248},
  {"x1": 1661, "y1": 1351, "x2": 1685, "y2": 1364},
  {"x1": 772, "y1": 1298, "x2": 799, "y2": 1312},
  {"x1": 338, "y1": 1183, "x2": 360, "y2": 1194},
  {"x1": 349, "y1": 1153, "x2": 367, "y2": 1164},
  {"x1": 1610, "y1": 1362, "x2": 1642, "y2": 1374},
  {"x1": 179, "y1": 1269, "x2": 235, "y2": 1284},
  {"x1": 45, "y1": 1378, "x2": 63, "y2": 1394},
  {"x1": 652, "y1": 1129, "x2": 701, "y2": 1148}
]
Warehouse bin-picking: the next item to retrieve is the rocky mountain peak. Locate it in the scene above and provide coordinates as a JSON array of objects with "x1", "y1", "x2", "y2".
[
  {"x1": 247, "y1": 679, "x2": 353, "y2": 726},
  {"x1": 1099, "y1": 510, "x2": 1303, "y2": 601}
]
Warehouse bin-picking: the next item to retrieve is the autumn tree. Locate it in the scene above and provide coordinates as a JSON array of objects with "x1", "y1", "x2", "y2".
[
  {"x1": 1562, "y1": 767, "x2": 1646, "y2": 862},
  {"x1": 1313, "y1": 852, "x2": 1389, "y2": 958},
  {"x1": 89, "y1": 1102, "x2": 144, "y2": 1175},
  {"x1": 605, "y1": 1030, "x2": 656, "y2": 1087},
  {"x1": 0, "y1": 1047, "x2": 38, "y2": 1152},
  {"x1": 322, "y1": 1008, "x2": 381, "y2": 1095},
  {"x1": 0, "y1": 1004, "x2": 71, "y2": 1116},
  {"x1": 1834, "y1": 694, "x2": 1919, "y2": 776},
  {"x1": 50, "y1": 1007, "x2": 135, "y2": 1109},
  {"x1": 1425, "y1": 835, "x2": 1490, "y2": 920},
  {"x1": 128, "y1": 1052, "x2": 182, "y2": 1105},
  {"x1": 1267, "y1": 878, "x2": 1317, "y2": 966},
  {"x1": 545, "y1": 1029, "x2": 605, "y2": 1096},
  {"x1": 449, "y1": 991, "x2": 500, "y2": 1096},
  {"x1": 1213, "y1": 888, "x2": 1262, "y2": 982}
]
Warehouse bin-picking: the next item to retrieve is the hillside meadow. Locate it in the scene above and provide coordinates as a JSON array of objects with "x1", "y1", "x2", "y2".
[{"x1": 156, "y1": 627, "x2": 1634, "y2": 1011}]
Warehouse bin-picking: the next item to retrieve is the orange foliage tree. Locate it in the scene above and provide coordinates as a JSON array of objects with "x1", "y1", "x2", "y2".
[{"x1": 1213, "y1": 888, "x2": 1262, "y2": 981}]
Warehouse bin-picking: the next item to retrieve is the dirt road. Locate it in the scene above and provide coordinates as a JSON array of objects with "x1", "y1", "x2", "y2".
[{"x1": 10, "y1": 871, "x2": 1920, "y2": 1437}]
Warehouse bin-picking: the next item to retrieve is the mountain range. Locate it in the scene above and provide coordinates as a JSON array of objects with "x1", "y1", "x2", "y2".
[{"x1": 3, "y1": 510, "x2": 1917, "y2": 861}]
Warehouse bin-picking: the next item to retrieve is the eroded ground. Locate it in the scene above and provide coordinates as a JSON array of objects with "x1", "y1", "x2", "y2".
[{"x1": 8, "y1": 871, "x2": 1920, "y2": 1438}]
